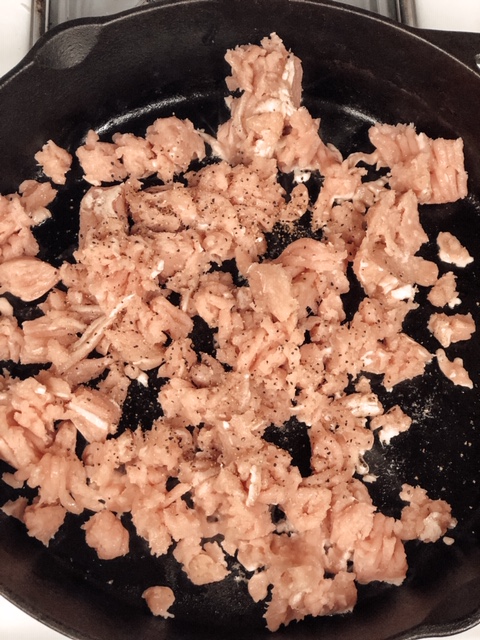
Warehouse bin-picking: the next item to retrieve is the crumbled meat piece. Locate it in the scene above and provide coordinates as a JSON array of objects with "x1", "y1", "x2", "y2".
[
  {"x1": 112, "y1": 132, "x2": 157, "y2": 179},
  {"x1": 247, "y1": 262, "x2": 298, "y2": 322},
  {"x1": 142, "y1": 586, "x2": 175, "y2": 618},
  {"x1": 368, "y1": 123, "x2": 468, "y2": 204},
  {"x1": 353, "y1": 189, "x2": 438, "y2": 307},
  {"x1": 370, "y1": 405, "x2": 412, "y2": 445},
  {"x1": 173, "y1": 538, "x2": 229, "y2": 585},
  {"x1": 352, "y1": 513, "x2": 408, "y2": 586},
  {"x1": 427, "y1": 271, "x2": 461, "y2": 308},
  {"x1": 428, "y1": 312, "x2": 475, "y2": 348},
  {"x1": 34, "y1": 140, "x2": 72, "y2": 185},
  {"x1": 145, "y1": 116, "x2": 206, "y2": 182},
  {"x1": 1, "y1": 496, "x2": 28, "y2": 519},
  {"x1": 76, "y1": 130, "x2": 129, "y2": 186},
  {"x1": 399, "y1": 484, "x2": 456, "y2": 542},
  {"x1": 436, "y1": 348, "x2": 473, "y2": 389},
  {"x1": 0, "y1": 314, "x2": 23, "y2": 361},
  {"x1": 437, "y1": 231, "x2": 473, "y2": 267},
  {"x1": 83, "y1": 510, "x2": 130, "y2": 560},
  {"x1": 0, "y1": 194, "x2": 41, "y2": 261},
  {"x1": 0, "y1": 256, "x2": 59, "y2": 302},
  {"x1": 19, "y1": 180, "x2": 56, "y2": 225},
  {"x1": 23, "y1": 501, "x2": 66, "y2": 546},
  {"x1": 66, "y1": 387, "x2": 121, "y2": 443},
  {"x1": 212, "y1": 33, "x2": 341, "y2": 174},
  {"x1": 381, "y1": 334, "x2": 433, "y2": 390}
]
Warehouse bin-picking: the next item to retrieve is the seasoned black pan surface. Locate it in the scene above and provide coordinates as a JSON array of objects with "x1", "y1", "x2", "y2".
[{"x1": 0, "y1": 1, "x2": 479, "y2": 639}]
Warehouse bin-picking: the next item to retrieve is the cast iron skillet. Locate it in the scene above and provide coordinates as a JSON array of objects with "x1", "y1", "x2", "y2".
[{"x1": 0, "y1": 0, "x2": 480, "y2": 639}]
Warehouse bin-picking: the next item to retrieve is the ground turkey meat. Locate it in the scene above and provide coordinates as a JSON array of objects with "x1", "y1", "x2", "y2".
[{"x1": 0, "y1": 33, "x2": 472, "y2": 633}]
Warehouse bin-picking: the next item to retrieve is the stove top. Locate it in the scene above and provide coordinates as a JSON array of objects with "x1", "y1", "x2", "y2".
[{"x1": 2, "y1": 0, "x2": 480, "y2": 77}]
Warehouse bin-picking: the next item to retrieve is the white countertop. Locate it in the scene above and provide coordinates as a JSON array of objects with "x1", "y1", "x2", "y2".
[
  {"x1": 1, "y1": 594, "x2": 479, "y2": 639},
  {"x1": 0, "y1": 0, "x2": 33, "y2": 77},
  {"x1": 2, "y1": 592, "x2": 480, "y2": 639}
]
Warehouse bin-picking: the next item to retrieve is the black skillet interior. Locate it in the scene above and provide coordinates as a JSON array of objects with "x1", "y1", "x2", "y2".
[{"x1": 1, "y1": 1, "x2": 480, "y2": 639}]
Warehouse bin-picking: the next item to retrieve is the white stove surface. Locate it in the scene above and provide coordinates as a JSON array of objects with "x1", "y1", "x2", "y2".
[
  {"x1": 0, "y1": 0, "x2": 33, "y2": 77},
  {"x1": 1, "y1": 592, "x2": 479, "y2": 639},
  {"x1": 1, "y1": 593, "x2": 479, "y2": 640},
  {"x1": 0, "y1": 2, "x2": 479, "y2": 639}
]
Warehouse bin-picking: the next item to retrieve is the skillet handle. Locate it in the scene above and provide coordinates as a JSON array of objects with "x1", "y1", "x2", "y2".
[{"x1": 413, "y1": 27, "x2": 480, "y2": 73}]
